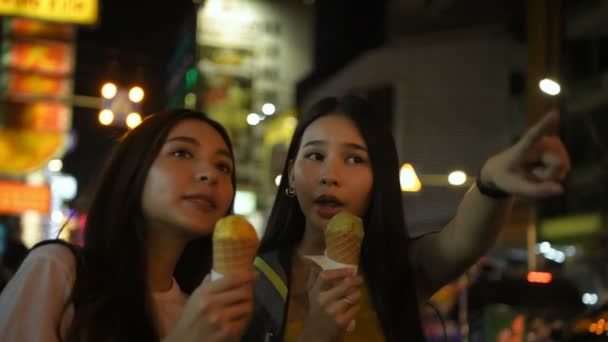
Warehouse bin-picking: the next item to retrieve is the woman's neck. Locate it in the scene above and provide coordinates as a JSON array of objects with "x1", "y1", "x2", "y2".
[
  {"x1": 296, "y1": 221, "x2": 326, "y2": 256},
  {"x1": 146, "y1": 228, "x2": 191, "y2": 292}
]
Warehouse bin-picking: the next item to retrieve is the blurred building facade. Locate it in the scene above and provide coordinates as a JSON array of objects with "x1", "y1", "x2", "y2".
[{"x1": 167, "y1": 0, "x2": 313, "y2": 234}]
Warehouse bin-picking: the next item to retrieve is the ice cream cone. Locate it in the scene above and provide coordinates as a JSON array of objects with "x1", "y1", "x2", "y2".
[
  {"x1": 325, "y1": 211, "x2": 364, "y2": 265},
  {"x1": 212, "y1": 215, "x2": 259, "y2": 275}
]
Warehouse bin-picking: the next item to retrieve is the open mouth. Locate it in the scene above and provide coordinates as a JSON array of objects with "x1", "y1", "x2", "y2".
[
  {"x1": 183, "y1": 194, "x2": 217, "y2": 211},
  {"x1": 314, "y1": 195, "x2": 344, "y2": 219}
]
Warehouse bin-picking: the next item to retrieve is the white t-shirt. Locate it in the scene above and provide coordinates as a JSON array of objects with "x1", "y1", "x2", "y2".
[{"x1": 0, "y1": 244, "x2": 188, "y2": 341}]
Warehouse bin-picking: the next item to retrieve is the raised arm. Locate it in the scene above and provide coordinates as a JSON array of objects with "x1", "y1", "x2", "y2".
[{"x1": 410, "y1": 111, "x2": 571, "y2": 300}]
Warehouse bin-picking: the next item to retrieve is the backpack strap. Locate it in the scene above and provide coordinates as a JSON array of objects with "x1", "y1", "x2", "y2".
[
  {"x1": 253, "y1": 251, "x2": 289, "y2": 339},
  {"x1": 254, "y1": 256, "x2": 287, "y2": 301}
]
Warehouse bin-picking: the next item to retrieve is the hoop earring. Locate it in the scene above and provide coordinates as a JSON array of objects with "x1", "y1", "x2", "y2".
[{"x1": 285, "y1": 186, "x2": 296, "y2": 198}]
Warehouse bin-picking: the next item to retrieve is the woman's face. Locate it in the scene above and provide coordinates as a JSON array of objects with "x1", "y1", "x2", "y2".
[
  {"x1": 290, "y1": 113, "x2": 373, "y2": 232},
  {"x1": 141, "y1": 119, "x2": 235, "y2": 237}
]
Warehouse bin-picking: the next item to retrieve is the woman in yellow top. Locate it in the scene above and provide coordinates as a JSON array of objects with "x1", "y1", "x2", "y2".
[{"x1": 245, "y1": 95, "x2": 570, "y2": 341}]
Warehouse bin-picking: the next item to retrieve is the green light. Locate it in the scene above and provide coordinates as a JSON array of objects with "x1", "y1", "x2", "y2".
[{"x1": 186, "y1": 68, "x2": 198, "y2": 89}]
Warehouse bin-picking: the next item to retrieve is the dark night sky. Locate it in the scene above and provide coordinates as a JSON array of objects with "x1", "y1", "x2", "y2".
[{"x1": 62, "y1": 0, "x2": 196, "y2": 204}]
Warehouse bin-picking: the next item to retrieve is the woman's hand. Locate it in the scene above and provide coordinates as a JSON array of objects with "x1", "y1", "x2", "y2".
[
  {"x1": 164, "y1": 270, "x2": 257, "y2": 342},
  {"x1": 299, "y1": 268, "x2": 363, "y2": 342},
  {"x1": 480, "y1": 110, "x2": 571, "y2": 198}
]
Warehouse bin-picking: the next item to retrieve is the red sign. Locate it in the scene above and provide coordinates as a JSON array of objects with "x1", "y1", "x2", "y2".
[
  {"x1": 4, "y1": 102, "x2": 70, "y2": 133},
  {"x1": 5, "y1": 40, "x2": 73, "y2": 75},
  {"x1": 0, "y1": 181, "x2": 51, "y2": 215},
  {"x1": 5, "y1": 72, "x2": 71, "y2": 99}
]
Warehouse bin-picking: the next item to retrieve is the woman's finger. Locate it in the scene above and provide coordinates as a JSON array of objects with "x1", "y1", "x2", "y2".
[
  {"x1": 515, "y1": 111, "x2": 559, "y2": 153},
  {"x1": 315, "y1": 269, "x2": 356, "y2": 292},
  {"x1": 327, "y1": 288, "x2": 362, "y2": 315},
  {"x1": 505, "y1": 175, "x2": 564, "y2": 198},
  {"x1": 203, "y1": 270, "x2": 258, "y2": 294},
  {"x1": 220, "y1": 298, "x2": 255, "y2": 322},
  {"x1": 319, "y1": 276, "x2": 362, "y2": 310},
  {"x1": 323, "y1": 275, "x2": 363, "y2": 302},
  {"x1": 336, "y1": 304, "x2": 361, "y2": 328},
  {"x1": 203, "y1": 283, "x2": 253, "y2": 307}
]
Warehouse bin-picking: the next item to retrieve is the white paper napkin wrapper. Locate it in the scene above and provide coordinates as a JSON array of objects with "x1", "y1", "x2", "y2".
[
  {"x1": 303, "y1": 252, "x2": 357, "y2": 332},
  {"x1": 303, "y1": 253, "x2": 358, "y2": 273},
  {"x1": 211, "y1": 269, "x2": 223, "y2": 281}
]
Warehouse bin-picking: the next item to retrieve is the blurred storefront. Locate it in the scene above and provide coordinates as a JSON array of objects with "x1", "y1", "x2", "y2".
[{"x1": 0, "y1": 1, "x2": 98, "y2": 247}]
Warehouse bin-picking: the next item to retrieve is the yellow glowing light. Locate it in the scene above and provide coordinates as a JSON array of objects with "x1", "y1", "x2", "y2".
[
  {"x1": 98, "y1": 110, "x2": 114, "y2": 125},
  {"x1": 126, "y1": 112, "x2": 142, "y2": 129},
  {"x1": 128, "y1": 86, "x2": 144, "y2": 103},
  {"x1": 400, "y1": 163, "x2": 422, "y2": 192},
  {"x1": 101, "y1": 82, "x2": 117, "y2": 99}
]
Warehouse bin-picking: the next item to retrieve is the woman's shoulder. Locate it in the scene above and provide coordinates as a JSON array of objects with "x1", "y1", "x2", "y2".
[
  {"x1": 0, "y1": 241, "x2": 78, "y2": 341},
  {"x1": 24, "y1": 241, "x2": 80, "y2": 279}
]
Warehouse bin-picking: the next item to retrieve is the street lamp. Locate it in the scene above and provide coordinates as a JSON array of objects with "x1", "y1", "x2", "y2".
[
  {"x1": 126, "y1": 112, "x2": 142, "y2": 128},
  {"x1": 262, "y1": 103, "x2": 276, "y2": 115},
  {"x1": 98, "y1": 109, "x2": 114, "y2": 125},
  {"x1": 128, "y1": 86, "x2": 144, "y2": 103},
  {"x1": 539, "y1": 78, "x2": 561, "y2": 96},
  {"x1": 247, "y1": 113, "x2": 261, "y2": 126},
  {"x1": 100, "y1": 83, "x2": 144, "y2": 128},
  {"x1": 448, "y1": 170, "x2": 467, "y2": 186},
  {"x1": 101, "y1": 82, "x2": 117, "y2": 99}
]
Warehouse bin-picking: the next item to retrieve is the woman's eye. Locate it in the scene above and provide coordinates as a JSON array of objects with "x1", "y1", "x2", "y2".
[
  {"x1": 217, "y1": 163, "x2": 233, "y2": 174},
  {"x1": 347, "y1": 155, "x2": 365, "y2": 164},
  {"x1": 305, "y1": 152, "x2": 323, "y2": 161},
  {"x1": 171, "y1": 150, "x2": 192, "y2": 159}
]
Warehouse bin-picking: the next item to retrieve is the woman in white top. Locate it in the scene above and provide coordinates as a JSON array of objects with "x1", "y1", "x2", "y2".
[{"x1": 0, "y1": 109, "x2": 256, "y2": 342}]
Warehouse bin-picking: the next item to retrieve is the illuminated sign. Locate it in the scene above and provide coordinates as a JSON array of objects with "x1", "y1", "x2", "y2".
[
  {"x1": 0, "y1": 129, "x2": 66, "y2": 175},
  {"x1": 0, "y1": 0, "x2": 98, "y2": 25},
  {"x1": 0, "y1": 19, "x2": 73, "y2": 176},
  {"x1": 0, "y1": 181, "x2": 51, "y2": 215},
  {"x1": 6, "y1": 18, "x2": 75, "y2": 40},
  {"x1": 526, "y1": 271, "x2": 553, "y2": 284},
  {"x1": 4, "y1": 72, "x2": 71, "y2": 99},
  {"x1": 4, "y1": 102, "x2": 70, "y2": 133},
  {"x1": 4, "y1": 40, "x2": 73, "y2": 75}
]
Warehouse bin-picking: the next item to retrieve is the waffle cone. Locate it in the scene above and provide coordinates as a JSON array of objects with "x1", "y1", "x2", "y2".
[
  {"x1": 213, "y1": 238, "x2": 259, "y2": 274},
  {"x1": 212, "y1": 215, "x2": 259, "y2": 274},
  {"x1": 325, "y1": 230, "x2": 362, "y2": 265},
  {"x1": 325, "y1": 211, "x2": 364, "y2": 265}
]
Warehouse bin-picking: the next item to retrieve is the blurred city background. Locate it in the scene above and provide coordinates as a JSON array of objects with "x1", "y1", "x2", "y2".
[{"x1": 0, "y1": 0, "x2": 607, "y2": 340}]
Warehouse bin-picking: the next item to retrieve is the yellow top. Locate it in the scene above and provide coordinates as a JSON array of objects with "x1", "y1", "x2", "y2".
[
  {"x1": 284, "y1": 285, "x2": 385, "y2": 341},
  {"x1": 212, "y1": 215, "x2": 257, "y2": 241}
]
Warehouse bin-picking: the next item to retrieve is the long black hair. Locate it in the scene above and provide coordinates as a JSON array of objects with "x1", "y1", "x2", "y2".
[
  {"x1": 63, "y1": 109, "x2": 236, "y2": 341},
  {"x1": 260, "y1": 95, "x2": 425, "y2": 341}
]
